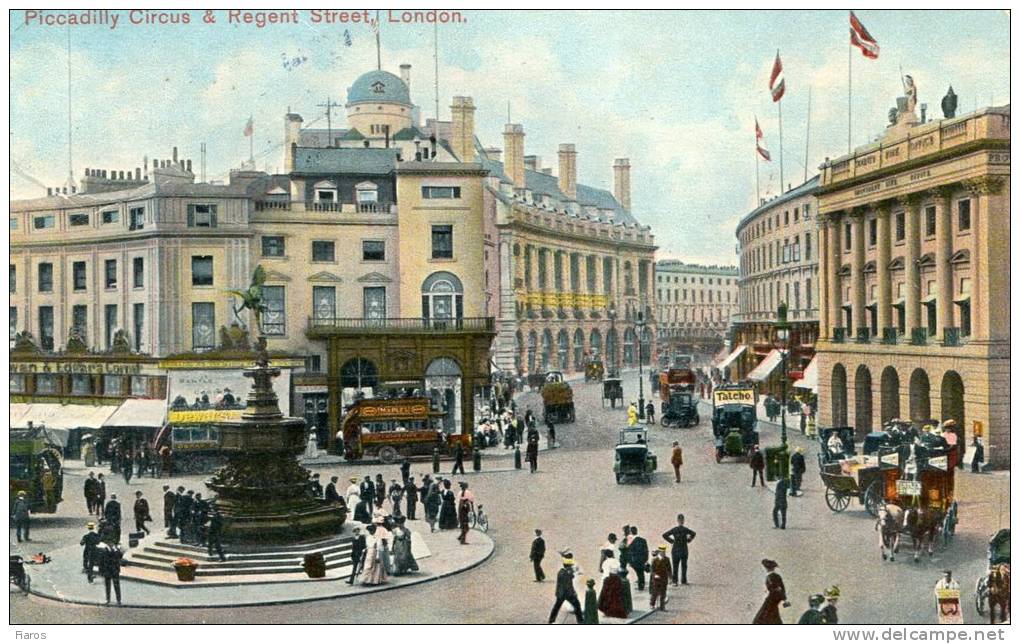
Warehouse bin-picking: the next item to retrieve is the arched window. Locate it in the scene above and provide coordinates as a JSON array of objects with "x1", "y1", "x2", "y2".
[
  {"x1": 557, "y1": 329, "x2": 570, "y2": 370},
  {"x1": 540, "y1": 329, "x2": 553, "y2": 371},
  {"x1": 340, "y1": 357, "x2": 378, "y2": 389},
  {"x1": 573, "y1": 328, "x2": 585, "y2": 370},
  {"x1": 425, "y1": 357, "x2": 462, "y2": 436},
  {"x1": 421, "y1": 271, "x2": 463, "y2": 323},
  {"x1": 590, "y1": 328, "x2": 602, "y2": 359},
  {"x1": 514, "y1": 331, "x2": 523, "y2": 373},
  {"x1": 527, "y1": 331, "x2": 537, "y2": 373},
  {"x1": 623, "y1": 328, "x2": 636, "y2": 365}
]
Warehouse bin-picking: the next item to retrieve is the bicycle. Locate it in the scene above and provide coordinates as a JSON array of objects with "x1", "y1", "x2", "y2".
[{"x1": 467, "y1": 504, "x2": 490, "y2": 533}]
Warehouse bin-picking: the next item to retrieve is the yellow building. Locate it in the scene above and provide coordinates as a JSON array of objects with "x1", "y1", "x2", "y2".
[{"x1": 815, "y1": 100, "x2": 1009, "y2": 467}]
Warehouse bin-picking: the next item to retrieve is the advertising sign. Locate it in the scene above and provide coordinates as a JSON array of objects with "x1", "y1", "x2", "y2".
[
  {"x1": 714, "y1": 389, "x2": 755, "y2": 405},
  {"x1": 167, "y1": 368, "x2": 291, "y2": 424}
]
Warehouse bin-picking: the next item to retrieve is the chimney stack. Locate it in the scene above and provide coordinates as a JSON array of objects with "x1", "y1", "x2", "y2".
[
  {"x1": 613, "y1": 158, "x2": 631, "y2": 212},
  {"x1": 503, "y1": 124, "x2": 526, "y2": 189},
  {"x1": 284, "y1": 113, "x2": 303, "y2": 173},
  {"x1": 483, "y1": 147, "x2": 502, "y2": 162},
  {"x1": 173, "y1": 146, "x2": 178, "y2": 163},
  {"x1": 524, "y1": 155, "x2": 540, "y2": 171},
  {"x1": 186, "y1": 159, "x2": 192, "y2": 173},
  {"x1": 400, "y1": 63, "x2": 411, "y2": 93},
  {"x1": 450, "y1": 96, "x2": 476, "y2": 163},
  {"x1": 135, "y1": 167, "x2": 141, "y2": 180},
  {"x1": 557, "y1": 144, "x2": 577, "y2": 199}
]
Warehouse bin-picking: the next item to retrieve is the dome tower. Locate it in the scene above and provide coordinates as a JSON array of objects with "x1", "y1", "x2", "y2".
[{"x1": 345, "y1": 69, "x2": 414, "y2": 142}]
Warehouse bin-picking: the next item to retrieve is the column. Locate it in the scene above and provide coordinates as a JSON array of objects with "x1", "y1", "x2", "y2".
[
  {"x1": 817, "y1": 217, "x2": 829, "y2": 340},
  {"x1": 850, "y1": 208, "x2": 867, "y2": 340},
  {"x1": 902, "y1": 194, "x2": 923, "y2": 337},
  {"x1": 875, "y1": 202, "x2": 892, "y2": 337},
  {"x1": 827, "y1": 212, "x2": 843, "y2": 336},
  {"x1": 933, "y1": 187, "x2": 954, "y2": 342}
]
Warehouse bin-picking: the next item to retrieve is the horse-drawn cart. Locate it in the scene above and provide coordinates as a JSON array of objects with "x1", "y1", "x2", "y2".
[
  {"x1": 819, "y1": 459, "x2": 898, "y2": 516},
  {"x1": 975, "y1": 529, "x2": 1011, "y2": 621},
  {"x1": 602, "y1": 378, "x2": 623, "y2": 408}
]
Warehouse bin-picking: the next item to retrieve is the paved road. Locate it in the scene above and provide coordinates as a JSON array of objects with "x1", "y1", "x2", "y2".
[{"x1": 11, "y1": 370, "x2": 1008, "y2": 624}]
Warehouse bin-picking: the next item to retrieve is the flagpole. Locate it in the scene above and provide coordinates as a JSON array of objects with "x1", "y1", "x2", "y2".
[
  {"x1": 755, "y1": 134, "x2": 761, "y2": 206},
  {"x1": 778, "y1": 100, "x2": 784, "y2": 193},
  {"x1": 805, "y1": 86, "x2": 812, "y2": 183},
  {"x1": 848, "y1": 30, "x2": 852, "y2": 154}
]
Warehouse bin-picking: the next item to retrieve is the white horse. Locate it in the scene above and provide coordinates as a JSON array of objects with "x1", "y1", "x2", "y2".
[{"x1": 876, "y1": 504, "x2": 905, "y2": 561}]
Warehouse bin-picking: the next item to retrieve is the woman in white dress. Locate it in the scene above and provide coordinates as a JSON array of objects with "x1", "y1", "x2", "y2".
[{"x1": 361, "y1": 524, "x2": 388, "y2": 585}]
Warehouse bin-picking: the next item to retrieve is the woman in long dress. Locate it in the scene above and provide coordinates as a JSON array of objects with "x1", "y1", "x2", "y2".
[
  {"x1": 360, "y1": 525, "x2": 388, "y2": 585},
  {"x1": 389, "y1": 482, "x2": 404, "y2": 519},
  {"x1": 391, "y1": 516, "x2": 419, "y2": 575},
  {"x1": 438, "y1": 480, "x2": 458, "y2": 530},
  {"x1": 373, "y1": 518, "x2": 394, "y2": 575},
  {"x1": 424, "y1": 483, "x2": 441, "y2": 533}
]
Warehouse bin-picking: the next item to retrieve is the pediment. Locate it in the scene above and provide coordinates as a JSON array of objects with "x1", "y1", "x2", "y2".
[
  {"x1": 949, "y1": 249, "x2": 971, "y2": 264},
  {"x1": 888, "y1": 256, "x2": 905, "y2": 271},
  {"x1": 308, "y1": 271, "x2": 343, "y2": 283},
  {"x1": 263, "y1": 269, "x2": 291, "y2": 282},
  {"x1": 357, "y1": 271, "x2": 392, "y2": 283}
]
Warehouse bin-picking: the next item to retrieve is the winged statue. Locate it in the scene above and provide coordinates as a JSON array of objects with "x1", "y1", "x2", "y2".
[{"x1": 226, "y1": 265, "x2": 268, "y2": 334}]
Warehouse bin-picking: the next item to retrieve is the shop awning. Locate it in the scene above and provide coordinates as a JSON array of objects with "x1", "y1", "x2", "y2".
[
  {"x1": 714, "y1": 345, "x2": 746, "y2": 370},
  {"x1": 793, "y1": 356, "x2": 819, "y2": 392},
  {"x1": 10, "y1": 403, "x2": 119, "y2": 446},
  {"x1": 9, "y1": 403, "x2": 32, "y2": 427},
  {"x1": 103, "y1": 399, "x2": 167, "y2": 429},
  {"x1": 747, "y1": 349, "x2": 783, "y2": 382}
]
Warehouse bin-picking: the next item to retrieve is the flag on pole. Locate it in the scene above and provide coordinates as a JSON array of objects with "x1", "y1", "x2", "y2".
[
  {"x1": 755, "y1": 118, "x2": 771, "y2": 161},
  {"x1": 850, "y1": 12, "x2": 880, "y2": 59},
  {"x1": 769, "y1": 52, "x2": 785, "y2": 102},
  {"x1": 243, "y1": 116, "x2": 254, "y2": 137}
]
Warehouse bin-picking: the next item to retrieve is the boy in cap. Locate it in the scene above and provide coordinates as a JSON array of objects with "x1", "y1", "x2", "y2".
[
  {"x1": 547, "y1": 556, "x2": 583, "y2": 624},
  {"x1": 80, "y1": 521, "x2": 101, "y2": 582},
  {"x1": 649, "y1": 545, "x2": 672, "y2": 611},
  {"x1": 822, "y1": 586, "x2": 840, "y2": 624},
  {"x1": 798, "y1": 594, "x2": 826, "y2": 624}
]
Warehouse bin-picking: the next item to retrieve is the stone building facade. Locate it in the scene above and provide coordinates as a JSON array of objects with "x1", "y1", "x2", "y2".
[
  {"x1": 655, "y1": 260, "x2": 738, "y2": 361},
  {"x1": 815, "y1": 103, "x2": 1010, "y2": 467},
  {"x1": 726, "y1": 177, "x2": 820, "y2": 391}
]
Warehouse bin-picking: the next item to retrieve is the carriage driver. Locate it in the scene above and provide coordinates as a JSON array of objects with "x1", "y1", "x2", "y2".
[{"x1": 827, "y1": 431, "x2": 845, "y2": 461}]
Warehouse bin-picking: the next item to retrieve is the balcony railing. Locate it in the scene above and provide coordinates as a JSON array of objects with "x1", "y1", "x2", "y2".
[
  {"x1": 943, "y1": 327, "x2": 961, "y2": 347},
  {"x1": 254, "y1": 200, "x2": 395, "y2": 214},
  {"x1": 882, "y1": 328, "x2": 898, "y2": 345},
  {"x1": 831, "y1": 328, "x2": 846, "y2": 344},
  {"x1": 910, "y1": 328, "x2": 928, "y2": 346},
  {"x1": 307, "y1": 316, "x2": 495, "y2": 335},
  {"x1": 856, "y1": 328, "x2": 871, "y2": 344}
]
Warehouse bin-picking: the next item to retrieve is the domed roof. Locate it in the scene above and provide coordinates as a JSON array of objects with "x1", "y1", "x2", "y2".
[{"x1": 346, "y1": 70, "x2": 411, "y2": 106}]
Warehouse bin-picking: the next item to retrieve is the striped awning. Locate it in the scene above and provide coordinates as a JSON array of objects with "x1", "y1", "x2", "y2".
[
  {"x1": 714, "y1": 345, "x2": 746, "y2": 370},
  {"x1": 793, "y1": 356, "x2": 818, "y2": 392},
  {"x1": 747, "y1": 349, "x2": 783, "y2": 382}
]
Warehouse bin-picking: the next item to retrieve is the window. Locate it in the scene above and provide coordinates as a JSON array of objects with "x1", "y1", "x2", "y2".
[
  {"x1": 806, "y1": 278, "x2": 812, "y2": 310},
  {"x1": 305, "y1": 356, "x2": 323, "y2": 374},
  {"x1": 72, "y1": 305, "x2": 87, "y2": 341},
  {"x1": 191, "y1": 256, "x2": 213, "y2": 286},
  {"x1": 133, "y1": 257, "x2": 144, "y2": 288},
  {"x1": 958, "y1": 301, "x2": 971, "y2": 337},
  {"x1": 10, "y1": 218, "x2": 18, "y2": 231},
  {"x1": 129, "y1": 207, "x2": 145, "y2": 231},
  {"x1": 9, "y1": 265, "x2": 14, "y2": 293},
  {"x1": 262, "y1": 236, "x2": 285, "y2": 257},
  {"x1": 33, "y1": 215, "x2": 55, "y2": 230},
  {"x1": 102, "y1": 210, "x2": 119, "y2": 224},
  {"x1": 71, "y1": 374, "x2": 93, "y2": 395},
  {"x1": 895, "y1": 211, "x2": 905, "y2": 241},
  {"x1": 363, "y1": 287, "x2": 386, "y2": 319},
  {"x1": 844, "y1": 223, "x2": 852, "y2": 248},
  {"x1": 924, "y1": 206, "x2": 936, "y2": 237},
  {"x1": 312, "y1": 241, "x2": 336, "y2": 262},
  {"x1": 421, "y1": 186, "x2": 461, "y2": 199},
  {"x1": 104, "y1": 304, "x2": 118, "y2": 349},
  {"x1": 421, "y1": 272, "x2": 463, "y2": 321},
  {"x1": 191, "y1": 302, "x2": 215, "y2": 350},
  {"x1": 869, "y1": 218, "x2": 877, "y2": 246},
  {"x1": 431, "y1": 225, "x2": 453, "y2": 259},
  {"x1": 794, "y1": 207, "x2": 799, "y2": 222},
  {"x1": 261, "y1": 286, "x2": 285, "y2": 335},
  {"x1": 9, "y1": 307, "x2": 17, "y2": 340},
  {"x1": 784, "y1": 211, "x2": 789, "y2": 225},
  {"x1": 73, "y1": 261, "x2": 87, "y2": 291},
  {"x1": 70, "y1": 212, "x2": 89, "y2": 226},
  {"x1": 131, "y1": 376, "x2": 147, "y2": 396},
  {"x1": 316, "y1": 188, "x2": 337, "y2": 203},
  {"x1": 805, "y1": 232, "x2": 812, "y2": 260},
  {"x1": 103, "y1": 375, "x2": 125, "y2": 396},
  {"x1": 133, "y1": 303, "x2": 144, "y2": 352},
  {"x1": 362, "y1": 240, "x2": 385, "y2": 261},
  {"x1": 105, "y1": 259, "x2": 117, "y2": 289},
  {"x1": 312, "y1": 286, "x2": 336, "y2": 320},
  {"x1": 187, "y1": 204, "x2": 218, "y2": 228},
  {"x1": 36, "y1": 374, "x2": 59, "y2": 394},
  {"x1": 958, "y1": 199, "x2": 971, "y2": 231},
  {"x1": 38, "y1": 263, "x2": 53, "y2": 292}
]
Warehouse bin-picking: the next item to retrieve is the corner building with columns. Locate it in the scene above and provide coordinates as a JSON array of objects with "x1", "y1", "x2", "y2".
[{"x1": 815, "y1": 104, "x2": 1010, "y2": 467}]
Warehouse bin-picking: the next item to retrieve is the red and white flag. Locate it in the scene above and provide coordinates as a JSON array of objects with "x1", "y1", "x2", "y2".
[
  {"x1": 243, "y1": 116, "x2": 254, "y2": 137},
  {"x1": 755, "y1": 118, "x2": 771, "y2": 161},
  {"x1": 769, "y1": 52, "x2": 785, "y2": 102},
  {"x1": 850, "y1": 11, "x2": 879, "y2": 59}
]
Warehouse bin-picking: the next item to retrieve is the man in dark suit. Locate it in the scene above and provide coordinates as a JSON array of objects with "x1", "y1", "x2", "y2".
[
  {"x1": 84, "y1": 472, "x2": 99, "y2": 514},
  {"x1": 309, "y1": 473, "x2": 324, "y2": 499},
  {"x1": 530, "y1": 529, "x2": 546, "y2": 582},
  {"x1": 662, "y1": 513, "x2": 696, "y2": 585},
  {"x1": 132, "y1": 490, "x2": 151, "y2": 535},
  {"x1": 207, "y1": 507, "x2": 226, "y2": 561},
  {"x1": 750, "y1": 446, "x2": 766, "y2": 487},
  {"x1": 324, "y1": 476, "x2": 341, "y2": 504},
  {"x1": 547, "y1": 558, "x2": 583, "y2": 623},
  {"x1": 103, "y1": 494, "x2": 122, "y2": 544},
  {"x1": 405, "y1": 476, "x2": 418, "y2": 520},
  {"x1": 177, "y1": 490, "x2": 194, "y2": 543},
  {"x1": 80, "y1": 521, "x2": 101, "y2": 583},
  {"x1": 95, "y1": 474, "x2": 107, "y2": 517},
  {"x1": 346, "y1": 527, "x2": 366, "y2": 585},
  {"x1": 400, "y1": 458, "x2": 411, "y2": 487},
  {"x1": 162, "y1": 485, "x2": 175, "y2": 531},
  {"x1": 360, "y1": 476, "x2": 375, "y2": 513},
  {"x1": 97, "y1": 539, "x2": 124, "y2": 605},
  {"x1": 627, "y1": 526, "x2": 649, "y2": 591},
  {"x1": 169, "y1": 486, "x2": 185, "y2": 538},
  {"x1": 773, "y1": 478, "x2": 789, "y2": 529}
]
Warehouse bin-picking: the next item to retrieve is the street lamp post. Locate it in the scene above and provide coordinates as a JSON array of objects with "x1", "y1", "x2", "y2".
[
  {"x1": 774, "y1": 303, "x2": 791, "y2": 481},
  {"x1": 608, "y1": 303, "x2": 618, "y2": 377},
  {"x1": 637, "y1": 312, "x2": 646, "y2": 421}
]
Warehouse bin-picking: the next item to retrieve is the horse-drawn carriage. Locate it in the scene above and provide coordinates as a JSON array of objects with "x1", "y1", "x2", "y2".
[
  {"x1": 584, "y1": 359, "x2": 605, "y2": 383},
  {"x1": 541, "y1": 372, "x2": 575, "y2": 424},
  {"x1": 527, "y1": 372, "x2": 548, "y2": 391},
  {"x1": 602, "y1": 378, "x2": 623, "y2": 408},
  {"x1": 976, "y1": 529, "x2": 1011, "y2": 623},
  {"x1": 817, "y1": 426, "x2": 893, "y2": 516}
]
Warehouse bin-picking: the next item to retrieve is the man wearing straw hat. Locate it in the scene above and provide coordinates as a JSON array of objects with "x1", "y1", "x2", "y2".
[{"x1": 547, "y1": 555, "x2": 583, "y2": 623}]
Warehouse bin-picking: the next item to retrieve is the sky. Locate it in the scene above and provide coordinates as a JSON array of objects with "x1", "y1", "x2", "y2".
[{"x1": 8, "y1": 9, "x2": 1010, "y2": 264}]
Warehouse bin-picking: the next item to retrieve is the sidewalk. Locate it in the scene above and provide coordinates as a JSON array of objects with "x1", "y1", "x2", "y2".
[{"x1": 21, "y1": 520, "x2": 494, "y2": 608}]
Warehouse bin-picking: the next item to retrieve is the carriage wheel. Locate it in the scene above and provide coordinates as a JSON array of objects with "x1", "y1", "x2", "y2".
[
  {"x1": 378, "y1": 446, "x2": 399, "y2": 464},
  {"x1": 864, "y1": 481, "x2": 883, "y2": 517},
  {"x1": 478, "y1": 514, "x2": 490, "y2": 533},
  {"x1": 975, "y1": 577, "x2": 989, "y2": 616},
  {"x1": 825, "y1": 488, "x2": 851, "y2": 512}
]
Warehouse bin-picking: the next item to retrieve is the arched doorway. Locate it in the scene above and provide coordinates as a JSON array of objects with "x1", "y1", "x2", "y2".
[
  {"x1": 854, "y1": 365, "x2": 872, "y2": 439},
  {"x1": 557, "y1": 329, "x2": 570, "y2": 371},
  {"x1": 514, "y1": 331, "x2": 523, "y2": 374},
  {"x1": 540, "y1": 329, "x2": 553, "y2": 372},
  {"x1": 527, "y1": 331, "x2": 537, "y2": 373},
  {"x1": 425, "y1": 357, "x2": 462, "y2": 435},
  {"x1": 623, "y1": 328, "x2": 636, "y2": 365},
  {"x1": 909, "y1": 369, "x2": 931, "y2": 422},
  {"x1": 573, "y1": 328, "x2": 585, "y2": 370},
  {"x1": 831, "y1": 363, "x2": 847, "y2": 426},
  {"x1": 941, "y1": 371, "x2": 966, "y2": 460},
  {"x1": 590, "y1": 329, "x2": 603, "y2": 361},
  {"x1": 880, "y1": 366, "x2": 900, "y2": 424}
]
